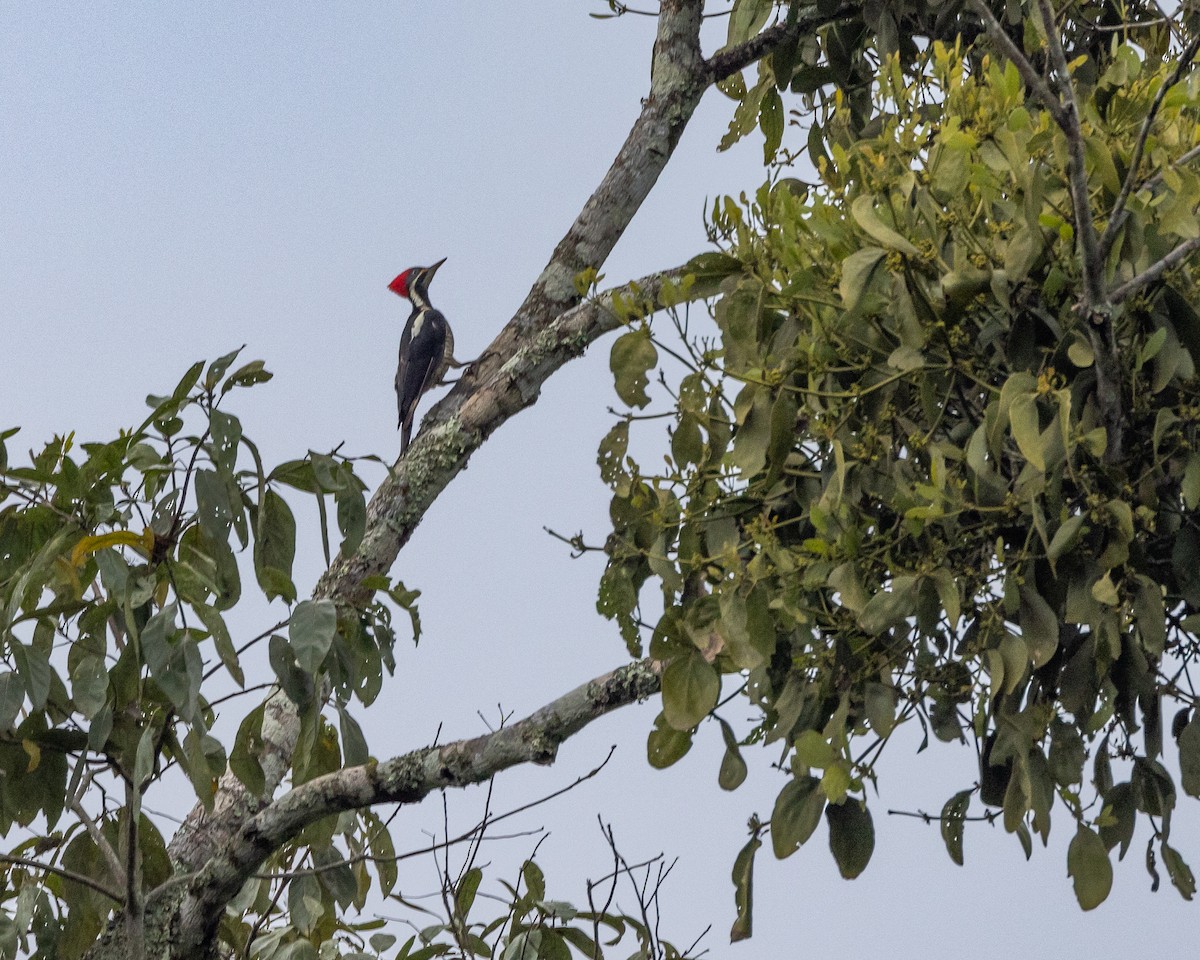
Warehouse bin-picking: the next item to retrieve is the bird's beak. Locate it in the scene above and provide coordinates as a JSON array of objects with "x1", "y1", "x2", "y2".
[{"x1": 425, "y1": 257, "x2": 447, "y2": 283}]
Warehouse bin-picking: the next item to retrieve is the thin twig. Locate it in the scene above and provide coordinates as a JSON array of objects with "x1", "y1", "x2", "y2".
[
  {"x1": 1109, "y1": 234, "x2": 1200, "y2": 303},
  {"x1": 968, "y1": 0, "x2": 1066, "y2": 125},
  {"x1": 1101, "y1": 33, "x2": 1200, "y2": 258},
  {"x1": 0, "y1": 853, "x2": 123, "y2": 903},
  {"x1": 66, "y1": 767, "x2": 127, "y2": 889}
]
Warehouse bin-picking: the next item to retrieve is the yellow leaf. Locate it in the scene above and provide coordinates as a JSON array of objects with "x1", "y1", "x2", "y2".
[
  {"x1": 22, "y1": 739, "x2": 40, "y2": 773},
  {"x1": 69, "y1": 529, "x2": 152, "y2": 569}
]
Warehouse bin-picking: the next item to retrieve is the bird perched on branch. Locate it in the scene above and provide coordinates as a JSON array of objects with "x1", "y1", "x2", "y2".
[{"x1": 389, "y1": 257, "x2": 465, "y2": 452}]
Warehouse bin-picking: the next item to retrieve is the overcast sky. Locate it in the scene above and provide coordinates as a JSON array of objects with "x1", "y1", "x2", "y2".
[{"x1": 1, "y1": 3, "x2": 1195, "y2": 956}]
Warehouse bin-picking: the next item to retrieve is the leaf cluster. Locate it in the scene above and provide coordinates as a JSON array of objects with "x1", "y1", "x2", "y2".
[
  {"x1": 600, "y1": 29, "x2": 1200, "y2": 919},
  {"x1": 0, "y1": 350, "x2": 416, "y2": 958}
]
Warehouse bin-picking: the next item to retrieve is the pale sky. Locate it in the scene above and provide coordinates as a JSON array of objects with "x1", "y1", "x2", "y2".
[{"x1": 1, "y1": 3, "x2": 1194, "y2": 956}]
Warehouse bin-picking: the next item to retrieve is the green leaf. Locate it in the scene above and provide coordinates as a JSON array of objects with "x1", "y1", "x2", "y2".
[
  {"x1": 254, "y1": 488, "x2": 297, "y2": 603},
  {"x1": 850, "y1": 196, "x2": 920, "y2": 256},
  {"x1": 1133, "y1": 575, "x2": 1166, "y2": 656},
  {"x1": 661, "y1": 652, "x2": 719, "y2": 730},
  {"x1": 455, "y1": 867, "x2": 482, "y2": 919},
  {"x1": 647, "y1": 711, "x2": 693, "y2": 768},
  {"x1": 337, "y1": 705, "x2": 369, "y2": 766},
  {"x1": 1009, "y1": 393, "x2": 1044, "y2": 471},
  {"x1": 69, "y1": 656, "x2": 108, "y2": 720},
  {"x1": 230, "y1": 704, "x2": 266, "y2": 797},
  {"x1": 140, "y1": 604, "x2": 202, "y2": 721},
  {"x1": 133, "y1": 723, "x2": 156, "y2": 789},
  {"x1": 1163, "y1": 842, "x2": 1196, "y2": 900},
  {"x1": 838, "y1": 247, "x2": 887, "y2": 310},
  {"x1": 171, "y1": 359, "x2": 205, "y2": 402},
  {"x1": 365, "y1": 810, "x2": 398, "y2": 896},
  {"x1": 858, "y1": 576, "x2": 916, "y2": 634},
  {"x1": 729, "y1": 832, "x2": 761, "y2": 943},
  {"x1": 11, "y1": 641, "x2": 51, "y2": 712},
  {"x1": 771, "y1": 775, "x2": 825, "y2": 858},
  {"x1": 717, "y1": 718, "x2": 747, "y2": 790},
  {"x1": 205, "y1": 346, "x2": 244, "y2": 389},
  {"x1": 729, "y1": 387, "x2": 773, "y2": 476},
  {"x1": 1098, "y1": 782, "x2": 1136, "y2": 859},
  {"x1": 207, "y1": 409, "x2": 241, "y2": 473},
  {"x1": 1049, "y1": 720, "x2": 1085, "y2": 787},
  {"x1": 826, "y1": 800, "x2": 875, "y2": 879},
  {"x1": 1046, "y1": 514, "x2": 1086, "y2": 570},
  {"x1": 940, "y1": 790, "x2": 971, "y2": 866},
  {"x1": 289, "y1": 599, "x2": 338, "y2": 674},
  {"x1": 1179, "y1": 716, "x2": 1200, "y2": 799},
  {"x1": 1184, "y1": 452, "x2": 1200, "y2": 510},
  {"x1": 1068, "y1": 825, "x2": 1113, "y2": 910},
  {"x1": 609, "y1": 328, "x2": 658, "y2": 409},
  {"x1": 863, "y1": 682, "x2": 896, "y2": 736},
  {"x1": 1019, "y1": 584, "x2": 1059, "y2": 668},
  {"x1": 726, "y1": 0, "x2": 772, "y2": 47},
  {"x1": 193, "y1": 602, "x2": 243, "y2": 687},
  {"x1": 685, "y1": 251, "x2": 743, "y2": 282},
  {"x1": 760, "y1": 88, "x2": 784, "y2": 162},
  {"x1": 794, "y1": 729, "x2": 835, "y2": 769},
  {"x1": 222, "y1": 359, "x2": 273, "y2": 393},
  {"x1": 0, "y1": 672, "x2": 23, "y2": 731}
]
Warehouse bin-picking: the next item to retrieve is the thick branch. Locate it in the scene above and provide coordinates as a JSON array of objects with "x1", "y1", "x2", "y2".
[
  {"x1": 166, "y1": 0, "x2": 829, "y2": 918},
  {"x1": 171, "y1": 659, "x2": 663, "y2": 955},
  {"x1": 705, "y1": 5, "x2": 852, "y2": 83}
]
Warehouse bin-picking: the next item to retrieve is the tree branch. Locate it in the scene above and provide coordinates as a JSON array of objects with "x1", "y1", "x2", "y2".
[
  {"x1": 1035, "y1": 0, "x2": 1125, "y2": 459},
  {"x1": 1108, "y1": 234, "x2": 1200, "y2": 304},
  {"x1": 1036, "y1": 0, "x2": 1106, "y2": 310},
  {"x1": 166, "y1": 0, "x2": 832, "y2": 910},
  {"x1": 251, "y1": 746, "x2": 615, "y2": 882},
  {"x1": 704, "y1": 5, "x2": 853, "y2": 84},
  {"x1": 0, "y1": 852, "x2": 123, "y2": 904},
  {"x1": 967, "y1": 0, "x2": 1067, "y2": 126},
  {"x1": 66, "y1": 768, "x2": 127, "y2": 892},
  {"x1": 171, "y1": 659, "x2": 663, "y2": 954},
  {"x1": 975, "y1": 0, "x2": 1126, "y2": 460},
  {"x1": 1100, "y1": 33, "x2": 1200, "y2": 258}
]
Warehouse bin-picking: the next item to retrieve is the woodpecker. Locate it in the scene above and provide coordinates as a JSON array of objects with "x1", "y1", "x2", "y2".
[{"x1": 389, "y1": 257, "x2": 462, "y2": 452}]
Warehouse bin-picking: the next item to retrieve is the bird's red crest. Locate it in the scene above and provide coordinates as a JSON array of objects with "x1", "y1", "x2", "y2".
[{"x1": 388, "y1": 269, "x2": 414, "y2": 298}]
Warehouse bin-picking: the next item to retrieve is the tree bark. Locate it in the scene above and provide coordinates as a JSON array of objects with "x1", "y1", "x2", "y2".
[{"x1": 85, "y1": 3, "x2": 850, "y2": 957}]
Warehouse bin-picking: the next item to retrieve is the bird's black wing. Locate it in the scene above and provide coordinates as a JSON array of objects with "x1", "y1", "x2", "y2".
[{"x1": 396, "y1": 307, "x2": 448, "y2": 450}]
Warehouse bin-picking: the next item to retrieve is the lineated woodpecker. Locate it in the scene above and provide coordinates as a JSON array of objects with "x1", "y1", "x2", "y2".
[{"x1": 388, "y1": 257, "x2": 463, "y2": 452}]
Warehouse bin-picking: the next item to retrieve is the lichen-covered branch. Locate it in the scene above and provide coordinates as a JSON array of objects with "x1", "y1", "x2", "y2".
[{"x1": 169, "y1": 659, "x2": 663, "y2": 958}]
